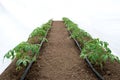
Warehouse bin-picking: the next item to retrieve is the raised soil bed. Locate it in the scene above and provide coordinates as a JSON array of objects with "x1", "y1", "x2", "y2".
[{"x1": 0, "y1": 21, "x2": 120, "y2": 80}]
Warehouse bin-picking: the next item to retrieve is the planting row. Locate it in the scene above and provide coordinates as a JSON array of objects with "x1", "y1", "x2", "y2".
[
  {"x1": 4, "y1": 20, "x2": 52, "y2": 70},
  {"x1": 63, "y1": 17, "x2": 120, "y2": 69}
]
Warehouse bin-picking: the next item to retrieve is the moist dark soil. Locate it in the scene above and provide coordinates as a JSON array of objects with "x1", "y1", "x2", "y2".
[{"x1": 0, "y1": 21, "x2": 120, "y2": 80}]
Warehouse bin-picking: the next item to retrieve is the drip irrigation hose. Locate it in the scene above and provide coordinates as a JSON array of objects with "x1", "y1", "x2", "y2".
[
  {"x1": 68, "y1": 30, "x2": 104, "y2": 80},
  {"x1": 68, "y1": 31, "x2": 81, "y2": 51},
  {"x1": 85, "y1": 58, "x2": 104, "y2": 80},
  {"x1": 20, "y1": 61, "x2": 34, "y2": 80},
  {"x1": 20, "y1": 28, "x2": 50, "y2": 80}
]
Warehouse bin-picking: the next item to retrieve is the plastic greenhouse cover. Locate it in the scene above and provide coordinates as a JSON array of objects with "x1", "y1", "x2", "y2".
[{"x1": 0, "y1": 0, "x2": 120, "y2": 74}]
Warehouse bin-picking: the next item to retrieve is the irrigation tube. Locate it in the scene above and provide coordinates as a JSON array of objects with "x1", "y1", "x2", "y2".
[
  {"x1": 68, "y1": 30, "x2": 104, "y2": 80},
  {"x1": 68, "y1": 31, "x2": 81, "y2": 51},
  {"x1": 20, "y1": 28, "x2": 51, "y2": 80},
  {"x1": 85, "y1": 58, "x2": 104, "y2": 80}
]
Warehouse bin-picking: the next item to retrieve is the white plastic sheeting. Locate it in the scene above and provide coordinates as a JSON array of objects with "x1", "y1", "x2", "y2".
[{"x1": 0, "y1": 0, "x2": 120, "y2": 74}]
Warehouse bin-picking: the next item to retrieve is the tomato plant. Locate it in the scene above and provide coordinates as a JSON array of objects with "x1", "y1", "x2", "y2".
[
  {"x1": 63, "y1": 17, "x2": 92, "y2": 48},
  {"x1": 63, "y1": 17, "x2": 120, "y2": 69},
  {"x1": 81, "y1": 39, "x2": 120, "y2": 69},
  {"x1": 4, "y1": 42, "x2": 39, "y2": 70},
  {"x1": 42, "y1": 19, "x2": 52, "y2": 31},
  {"x1": 29, "y1": 28, "x2": 46, "y2": 38},
  {"x1": 71, "y1": 28, "x2": 92, "y2": 48},
  {"x1": 28, "y1": 20, "x2": 52, "y2": 44},
  {"x1": 4, "y1": 19, "x2": 52, "y2": 70}
]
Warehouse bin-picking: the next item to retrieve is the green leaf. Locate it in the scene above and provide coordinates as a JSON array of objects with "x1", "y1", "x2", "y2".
[
  {"x1": 4, "y1": 50, "x2": 15, "y2": 60},
  {"x1": 16, "y1": 66, "x2": 22, "y2": 71},
  {"x1": 63, "y1": 17, "x2": 120, "y2": 69},
  {"x1": 16, "y1": 59, "x2": 23, "y2": 66},
  {"x1": 16, "y1": 52, "x2": 22, "y2": 59},
  {"x1": 32, "y1": 56, "x2": 36, "y2": 62},
  {"x1": 102, "y1": 54, "x2": 108, "y2": 62},
  {"x1": 4, "y1": 52, "x2": 11, "y2": 59},
  {"x1": 43, "y1": 38, "x2": 48, "y2": 42},
  {"x1": 23, "y1": 60, "x2": 27, "y2": 66}
]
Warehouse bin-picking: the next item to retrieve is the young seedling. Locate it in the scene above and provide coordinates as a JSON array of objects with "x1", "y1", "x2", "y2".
[{"x1": 63, "y1": 17, "x2": 120, "y2": 69}]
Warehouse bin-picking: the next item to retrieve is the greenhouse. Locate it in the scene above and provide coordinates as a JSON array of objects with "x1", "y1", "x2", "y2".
[{"x1": 0, "y1": 0, "x2": 120, "y2": 80}]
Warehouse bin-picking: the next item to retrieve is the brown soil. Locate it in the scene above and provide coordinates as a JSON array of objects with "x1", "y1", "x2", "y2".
[
  {"x1": 0, "y1": 21, "x2": 120, "y2": 80},
  {"x1": 0, "y1": 59, "x2": 25, "y2": 80},
  {"x1": 27, "y1": 36, "x2": 41, "y2": 44},
  {"x1": 25, "y1": 21, "x2": 96, "y2": 80},
  {"x1": 97, "y1": 61, "x2": 120, "y2": 80}
]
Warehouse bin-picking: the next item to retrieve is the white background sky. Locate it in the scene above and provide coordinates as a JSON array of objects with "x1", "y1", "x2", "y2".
[{"x1": 0, "y1": 0, "x2": 120, "y2": 74}]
